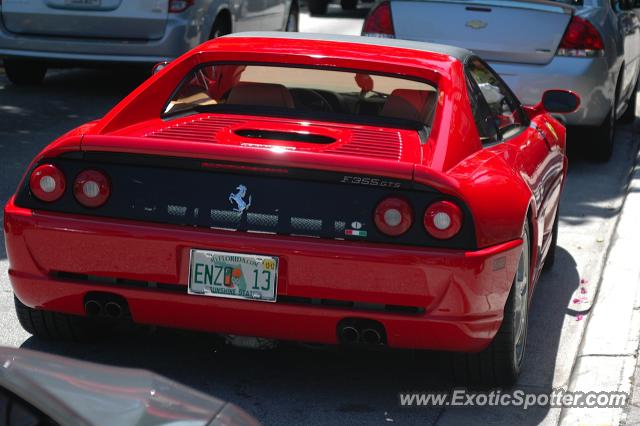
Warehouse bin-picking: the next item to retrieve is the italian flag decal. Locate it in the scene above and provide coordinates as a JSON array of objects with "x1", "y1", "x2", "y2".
[{"x1": 345, "y1": 230, "x2": 368, "y2": 237}]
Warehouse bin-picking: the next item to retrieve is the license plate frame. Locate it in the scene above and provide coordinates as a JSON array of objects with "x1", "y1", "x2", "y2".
[{"x1": 188, "y1": 249, "x2": 278, "y2": 303}]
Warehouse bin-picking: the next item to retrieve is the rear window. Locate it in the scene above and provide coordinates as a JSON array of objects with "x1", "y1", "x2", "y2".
[{"x1": 163, "y1": 64, "x2": 438, "y2": 128}]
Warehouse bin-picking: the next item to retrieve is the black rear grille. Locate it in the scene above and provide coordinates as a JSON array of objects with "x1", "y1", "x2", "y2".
[
  {"x1": 16, "y1": 155, "x2": 476, "y2": 249},
  {"x1": 51, "y1": 271, "x2": 425, "y2": 316}
]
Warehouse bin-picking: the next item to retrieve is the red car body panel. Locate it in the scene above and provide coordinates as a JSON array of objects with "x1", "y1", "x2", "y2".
[{"x1": 3, "y1": 34, "x2": 568, "y2": 352}]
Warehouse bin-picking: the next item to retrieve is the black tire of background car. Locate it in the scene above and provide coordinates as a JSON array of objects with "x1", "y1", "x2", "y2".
[
  {"x1": 209, "y1": 14, "x2": 231, "y2": 40},
  {"x1": 286, "y1": 2, "x2": 300, "y2": 32},
  {"x1": 308, "y1": 0, "x2": 329, "y2": 15},
  {"x1": 588, "y1": 106, "x2": 615, "y2": 162},
  {"x1": 340, "y1": 0, "x2": 358, "y2": 10},
  {"x1": 451, "y1": 225, "x2": 531, "y2": 387},
  {"x1": 620, "y1": 75, "x2": 638, "y2": 124},
  {"x1": 588, "y1": 77, "x2": 621, "y2": 162},
  {"x1": 3, "y1": 59, "x2": 47, "y2": 85},
  {"x1": 14, "y1": 296, "x2": 111, "y2": 342},
  {"x1": 543, "y1": 210, "x2": 558, "y2": 271}
]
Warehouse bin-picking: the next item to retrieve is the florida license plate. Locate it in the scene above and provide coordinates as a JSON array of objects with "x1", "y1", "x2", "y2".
[{"x1": 188, "y1": 250, "x2": 278, "y2": 302}]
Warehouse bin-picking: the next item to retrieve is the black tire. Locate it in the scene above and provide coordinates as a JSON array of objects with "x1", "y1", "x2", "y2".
[
  {"x1": 587, "y1": 106, "x2": 615, "y2": 162},
  {"x1": 14, "y1": 296, "x2": 108, "y2": 342},
  {"x1": 543, "y1": 211, "x2": 559, "y2": 271},
  {"x1": 3, "y1": 59, "x2": 47, "y2": 85},
  {"x1": 621, "y1": 77, "x2": 638, "y2": 124},
  {"x1": 341, "y1": 0, "x2": 358, "y2": 10},
  {"x1": 308, "y1": 0, "x2": 329, "y2": 15},
  {"x1": 285, "y1": 2, "x2": 299, "y2": 32},
  {"x1": 209, "y1": 15, "x2": 231, "y2": 40},
  {"x1": 452, "y1": 225, "x2": 531, "y2": 387}
]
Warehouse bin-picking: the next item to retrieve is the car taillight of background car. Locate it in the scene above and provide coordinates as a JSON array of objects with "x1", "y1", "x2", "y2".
[{"x1": 362, "y1": 1, "x2": 395, "y2": 38}]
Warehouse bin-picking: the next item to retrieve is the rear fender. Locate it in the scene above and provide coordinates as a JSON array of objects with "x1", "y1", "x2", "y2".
[{"x1": 449, "y1": 153, "x2": 534, "y2": 249}]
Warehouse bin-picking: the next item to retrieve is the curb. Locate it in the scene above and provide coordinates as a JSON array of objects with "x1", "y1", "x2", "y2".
[{"x1": 559, "y1": 135, "x2": 640, "y2": 425}]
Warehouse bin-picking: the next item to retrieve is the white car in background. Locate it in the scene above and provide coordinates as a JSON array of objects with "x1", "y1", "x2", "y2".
[
  {"x1": 363, "y1": 0, "x2": 640, "y2": 160},
  {"x1": 0, "y1": 0, "x2": 298, "y2": 85}
]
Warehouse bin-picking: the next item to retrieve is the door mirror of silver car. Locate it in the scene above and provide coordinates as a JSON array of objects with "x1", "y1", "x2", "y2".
[
  {"x1": 541, "y1": 90, "x2": 581, "y2": 114},
  {"x1": 152, "y1": 61, "x2": 170, "y2": 75}
]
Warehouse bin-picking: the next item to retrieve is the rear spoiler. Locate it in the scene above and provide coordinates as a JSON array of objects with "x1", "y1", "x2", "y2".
[{"x1": 396, "y1": 0, "x2": 574, "y2": 14}]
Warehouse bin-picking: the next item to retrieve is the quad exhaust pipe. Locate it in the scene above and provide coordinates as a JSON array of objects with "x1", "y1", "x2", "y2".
[
  {"x1": 84, "y1": 300, "x2": 102, "y2": 317},
  {"x1": 104, "y1": 301, "x2": 123, "y2": 319},
  {"x1": 340, "y1": 326, "x2": 360, "y2": 344},
  {"x1": 337, "y1": 319, "x2": 386, "y2": 346},
  {"x1": 84, "y1": 293, "x2": 128, "y2": 320},
  {"x1": 361, "y1": 328, "x2": 383, "y2": 345}
]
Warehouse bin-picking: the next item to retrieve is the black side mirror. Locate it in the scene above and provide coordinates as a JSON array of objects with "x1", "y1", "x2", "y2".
[{"x1": 541, "y1": 90, "x2": 581, "y2": 114}]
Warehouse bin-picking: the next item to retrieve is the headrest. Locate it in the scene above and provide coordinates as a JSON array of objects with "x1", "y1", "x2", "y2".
[
  {"x1": 226, "y1": 82, "x2": 295, "y2": 108},
  {"x1": 380, "y1": 89, "x2": 438, "y2": 124}
]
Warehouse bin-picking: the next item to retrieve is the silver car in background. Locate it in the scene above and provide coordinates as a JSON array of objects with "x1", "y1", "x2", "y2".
[
  {"x1": 363, "y1": 0, "x2": 640, "y2": 161},
  {"x1": 0, "y1": 0, "x2": 298, "y2": 85}
]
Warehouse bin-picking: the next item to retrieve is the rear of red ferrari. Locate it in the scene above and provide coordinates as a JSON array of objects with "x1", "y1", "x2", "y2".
[{"x1": 3, "y1": 35, "x2": 524, "y2": 358}]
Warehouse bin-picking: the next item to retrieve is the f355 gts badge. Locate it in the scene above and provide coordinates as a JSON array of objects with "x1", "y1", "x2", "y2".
[{"x1": 229, "y1": 184, "x2": 252, "y2": 213}]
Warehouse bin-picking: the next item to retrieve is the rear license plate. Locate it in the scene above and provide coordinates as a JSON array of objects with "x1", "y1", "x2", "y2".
[{"x1": 188, "y1": 250, "x2": 278, "y2": 302}]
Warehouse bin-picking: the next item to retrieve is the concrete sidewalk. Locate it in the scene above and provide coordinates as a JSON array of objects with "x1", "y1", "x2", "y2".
[{"x1": 559, "y1": 138, "x2": 640, "y2": 425}]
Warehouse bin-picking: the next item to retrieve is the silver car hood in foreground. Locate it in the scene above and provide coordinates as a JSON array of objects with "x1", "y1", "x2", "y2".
[{"x1": 0, "y1": 347, "x2": 259, "y2": 426}]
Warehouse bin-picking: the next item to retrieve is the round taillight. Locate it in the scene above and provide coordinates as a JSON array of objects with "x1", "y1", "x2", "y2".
[
  {"x1": 424, "y1": 201, "x2": 463, "y2": 240},
  {"x1": 73, "y1": 169, "x2": 110, "y2": 208},
  {"x1": 374, "y1": 197, "x2": 413, "y2": 236},
  {"x1": 29, "y1": 164, "x2": 66, "y2": 202}
]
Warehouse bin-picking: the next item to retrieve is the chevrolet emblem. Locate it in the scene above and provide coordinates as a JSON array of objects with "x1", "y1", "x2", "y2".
[{"x1": 466, "y1": 20, "x2": 488, "y2": 30}]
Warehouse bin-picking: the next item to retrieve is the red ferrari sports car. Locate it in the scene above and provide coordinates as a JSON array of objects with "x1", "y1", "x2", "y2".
[{"x1": 3, "y1": 33, "x2": 578, "y2": 386}]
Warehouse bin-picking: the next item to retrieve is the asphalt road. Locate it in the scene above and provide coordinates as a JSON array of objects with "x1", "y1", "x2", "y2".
[{"x1": 1, "y1": 8, "x2": 639, "y2": 426}]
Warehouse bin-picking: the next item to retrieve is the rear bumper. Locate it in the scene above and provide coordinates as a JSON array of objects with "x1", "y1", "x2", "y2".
[
  {"x1": 0, "y1": 16, "x2": 196, "y2": 63},
  {"x1": 4, "y1": 197, "x2": 522, "y2": 352},
  {"x1": 491, "y1": 56, "x2": 614, "y2": 127}
]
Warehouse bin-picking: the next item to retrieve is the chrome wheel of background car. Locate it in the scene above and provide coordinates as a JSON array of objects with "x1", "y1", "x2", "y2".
[{"x1": 512, "y1": 229, "x2": 530, "y2": 368}]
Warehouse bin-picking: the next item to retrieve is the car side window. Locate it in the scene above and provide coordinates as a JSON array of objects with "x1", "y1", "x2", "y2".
[
  {"x1": 466, "y1": 76, "x2": 499, "y2": 145},
  {"x1": 466, "y1": 58, "x2": 526, "y2": 141}
]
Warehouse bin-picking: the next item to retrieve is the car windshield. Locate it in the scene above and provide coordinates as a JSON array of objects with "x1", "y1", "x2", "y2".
[{"x1": 163, "y1": 64, "x2": 438, "y2": 128}]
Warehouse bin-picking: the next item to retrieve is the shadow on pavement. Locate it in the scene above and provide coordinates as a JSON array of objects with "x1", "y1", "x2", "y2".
[{"x1": 560, "y1": 123, "x2": 639, "y2": 226}]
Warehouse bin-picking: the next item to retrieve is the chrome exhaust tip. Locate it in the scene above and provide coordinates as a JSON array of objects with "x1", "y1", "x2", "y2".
[
  {"x1": 84, "y1": 300, "x2": 102, "y2": 317},
  {"x1": 361, "y1": 328, "x2": 382, "y2": 345},
  {"x1": 104, "y1": 301, "x2": 123, "y2": 319},
  {"x1": 340, "y1": 326, "x2": 360, "y2": 344}
]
